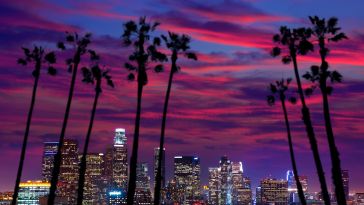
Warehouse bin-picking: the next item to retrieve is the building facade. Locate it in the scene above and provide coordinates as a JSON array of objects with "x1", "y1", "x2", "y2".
[
  {"x1": 58, "y1": 139, "x2": 79, "y2": 204},
  {"x1": 219, "y1": 156, "x2": 232, "y2": 205},
  {"x1": 41, "y1": 142, "x2": 58, "y2": 182},
  {"x1": 112, "y1": 128, "x2": 128, "y2": 190},
  {"x1": 174, "y1": 156, "x2": 201, "y2": 204},
  {"x1": 82, "y1": 153, "x2": 104, "y2": 204},
  {"x1": 259, "y1": 178, "x2": 288, "y2": 205},
  {"x1": 154, "y1": 147, "x2": 166, "y2": 189},
  {"x1": 18, "y1": 181, "x2": 50, "y2": 205},
  {"x1": 208, "y1": 167, "x2": 220, "y2": 205},
  {"x1": 135, "y1": 162, "x2": 152, "y2": 204}
]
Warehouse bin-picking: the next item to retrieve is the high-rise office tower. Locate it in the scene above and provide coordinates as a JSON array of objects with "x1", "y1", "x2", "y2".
[
  {"x1": 135, "y1": 162, "x2": 152, "y2": 204},
  {"x1": 174, "y1": 156, "x2": 201, "y2": 204},
  {"x1": 331, "y1": 169, "x2": 349, "y2": 201},
  {"x1": 208, "y1": 167, "x2": 220, "y2": 205},
  {"x1": 112, "y1": 128, "x2": 128, "y2": 190},
  {"x1": 82, "y1": 153, "x2": 104, "y2": 204},
  {"x1": 342, "y1": 170, "x2": 349, "y2": 200},
  {"x1": 18, "y1": 181, "x2": 50, "y2": 205},
  {"x1": 259, "y1": 178, "x2": 288, "y2": 205},
  {"x1": 287, "y1": 170, "x2": 299, "y2": 204},
  {"x1": 231, "y1": 162, "x2": 251, "y2": 205},
  {"x1": 219, "y1": 156, "x2": 232, "y2": 205},
  {"x1": 41, "y1": 142, "x2": 58, "y2": 182},
  {"x1": 242, "y1": 177, "x2": 252, "y2": 205},
  {"x1": 58, "y1": 139, "x2": 79, "y2": 204},
  {"x1": 154, "y1": 147, "x2": 166, "y2": 188},
  {"x1": 256, "y1": 186, "x2": 262, "y2": 205},
  {"x1": 231, "y1": 162, "x2": 243, "y2": 205}
]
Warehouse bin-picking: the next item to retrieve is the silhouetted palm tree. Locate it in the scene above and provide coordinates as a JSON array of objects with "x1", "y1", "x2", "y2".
[
  {"x1": 48, "y1": 32, "x2": 94, "y2": 205},
  {"x1": 267, "y1": 78, "x2": 307, "y2": 205},
  {"x1": 303, "y1": 16, "x2": 348, "y2": 205},
  {"x1": 153, "y1": 32, "x2": 197, "y2": 205},
  {"x1": 77, "y1": 59, "x2": 114, "y2": 205},
  {"x1": 11, "y1": 46, "x2": 57, "y2": 205},
  {"x1": 271, "y1": 26, "x2": 331, "y2": 205},
  {"x1": 122, "y1": 17, "x2": 167, "y2": 204}
]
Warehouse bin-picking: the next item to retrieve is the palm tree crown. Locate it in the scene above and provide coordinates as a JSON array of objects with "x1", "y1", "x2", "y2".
[
  {"x1": 122, "y1": 16, "x2": 167, "y2": 82},
  {"x1": 271, "y1": 26, "x2": 313, "y2": 63},
  {"x1": 161, "y1": 31, "x2": 197, "y2": 71},
  {"x1": 267, "y1": 78, "x2": 296, "y2": 105},
  {"x1": 18, "y1": 46, "x2": 57, "y2": 76}
]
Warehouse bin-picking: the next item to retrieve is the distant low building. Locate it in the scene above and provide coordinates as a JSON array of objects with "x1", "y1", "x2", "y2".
[
  {"x1": 355, "y1": 193, "x2": 364, "y2": 205},
  {"x1": 18, "y1": 180, "x2": 50, "y2": 205},
  {"x1": 0, "y1": 191, "x2": 12, "y2": 205}
]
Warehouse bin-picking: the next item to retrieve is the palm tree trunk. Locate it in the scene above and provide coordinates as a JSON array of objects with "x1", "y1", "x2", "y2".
[
  {"x1": 127, "y1": 80, "x2": 143, "y2": 205},
  {"x1": 319, "y1": 39, "x2": 347, "y2": 205},
  {"x1": 321, "y1": 86, "x2": 346, "y2": 204},
  {"x1": 76, "y1": 89, "x2": 100, "y2": 205},
  {"x1": 154, "y1": 54, "x2": 176, "y2": 205},
  {"x1": 291, "y1": 51, "x2": 331, "y2": 205},
  {"x1": 280, "y1": 94, "x2": 307, "y2": 205},
  {"x1": 48, "y1": 52, "x2": 80, "y2": 205},
  {"x1": 11, "y1": 61, "x2": 41, "y2": 205}
]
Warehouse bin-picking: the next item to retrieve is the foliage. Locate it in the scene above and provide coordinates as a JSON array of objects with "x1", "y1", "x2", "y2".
[
  {"x1": 18, "y1": 46, "x2": 57, "y2": 77},
  {"x1": 122, "y1": 17, "x2": 167, "y2": 84}
]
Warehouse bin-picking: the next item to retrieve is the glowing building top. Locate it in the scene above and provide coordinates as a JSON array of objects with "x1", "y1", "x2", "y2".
[{"x1": 114, "y1": 128, "x2": 126, "y2": 146}]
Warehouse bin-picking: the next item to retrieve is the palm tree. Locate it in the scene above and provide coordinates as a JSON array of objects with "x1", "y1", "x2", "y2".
[
  {"x1": 267, "y1": 78, "x2": 307, "y2": 205},
  {"x1": 77, "y1": 60, "x2": 114, "y2": 205},
  {"x1": 303, "y1": 15, "x2": 348, "y2": 205},
  {"x1": 11, "y1": 46, "x2": 57, "y2": 205},
  {"x1": 48, "y1": 32, "x2": 94, "y2": 205},
  {"x1": 271, "y1": 26, "x2": 331, "y2": 205},
  {"x1": 153, "y1": 32, "x2": 197, "y2": 205},
  {"x1": 122, "y1": 17, "x2": 167, "y2": 204}
]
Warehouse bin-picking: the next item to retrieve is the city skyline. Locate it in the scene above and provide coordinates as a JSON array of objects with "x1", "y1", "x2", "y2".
[
  {"x1": 1, "y1": 0, "x2": 364, "y2": 198},
  {"x1": 2, "y1": 127, "x2": 353, "y2": 196}
]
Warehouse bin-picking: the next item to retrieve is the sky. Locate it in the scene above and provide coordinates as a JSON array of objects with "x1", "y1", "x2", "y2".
[{"x1": 0, "y1": 0, "x2": 364, "y2": 193}]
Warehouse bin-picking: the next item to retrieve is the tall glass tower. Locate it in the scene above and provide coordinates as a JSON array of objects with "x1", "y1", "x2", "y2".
[
  {"x1": 112, "y1": 128, "x2": 128, "y2": 190},
  {"x1": 174, "y1": 156, "x2": 201, "y2": 204},
  {"x1": 41, "y1": 142, "x2": 59, "y2": 182},
  {"x1": 219, "y1": 156, "x2": 232, "y2": 205},
  {"x1": 154, "y1": 147, "x2": 166, "y2": 188},
  {"x1": 114, "y1": 128, "x2": 127, "y2": 146}
]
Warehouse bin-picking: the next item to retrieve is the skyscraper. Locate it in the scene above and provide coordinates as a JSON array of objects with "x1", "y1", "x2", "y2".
[
  {"x1": 259, "y1": 178, "x2": 288, "y2": 205},
  {"x1": 58, "y1": 139, "x2": 79, "y2": 204},
  {"x1": 219, "y1": 156, "x2": 232, "y2": 204},
  {"x1": 41, "y1": 142, "x2": 58, "y2": 182},
  {"x1": 154, "y1": 147, "x2": 166, "y2": 188},
  {"x1": 174, "y1": 156, "x2": 201, "y2": 204},
  {"x1": 135, "y1": 162, "x2": 152, "y2": 204},
  {"x1": 342, "y1": 170, "x2": 349, "y2": 200},
  {"x1": 112, "y1": 128, "x2": 128, "y2": 190},
  {"x1": 287, "y1": 170, "x2": 299, "y2": 204},
  {"x1": 18, "y1": 181, "x2": 50, "y2": 205},
  {"x1": 231, "y1": 162, "x2": 251, "y2": 205},
  {"x1": 82, "y1": 153, "x2": 104, "y2": 204},
  {"x1": 208, "y1": 167, "x2": 220, "y2": 205}
]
